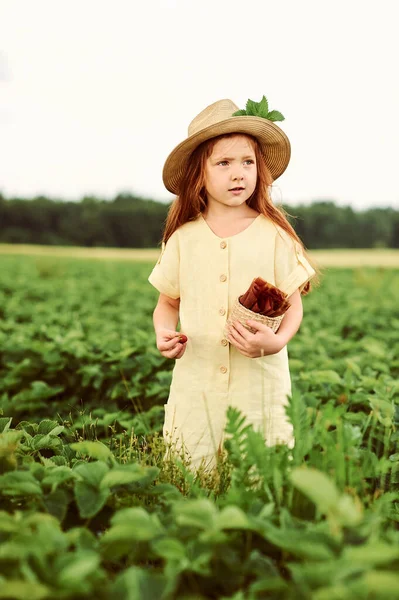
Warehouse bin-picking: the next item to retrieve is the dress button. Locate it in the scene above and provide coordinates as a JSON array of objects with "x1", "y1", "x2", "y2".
[
  {"x1": 220, "y1": 366, "x2": 227, "y2": 374},
  {"x1": 220, "y1": 241, "x2": 227, "y2": 249},
  {"x1": 219, "y1": 307, "x2": 226, "y2": 316},
  {"x1": 220, "y1": 274, "x2": 227, "y2": 282},
  {"x1": 221, "y1": 339, "x2": 228, "y2": 346}
]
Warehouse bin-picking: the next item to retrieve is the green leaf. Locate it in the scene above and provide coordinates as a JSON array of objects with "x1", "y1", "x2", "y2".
[
  {"x1": 345, "y1": 359, "x2": 362, "y2": 377},
  {"x1": 233, "y1": 95, "x2": 285, "y2": 123},
  {"x1": 33, "y1": 433, "x2": 62, "y2": 451},
  {"x1": 174, "y1": 499, "x2": 217, "y2": 530},
  {"x1": 368, "y1": 397, "x2": 394, "y2": 426},
  {"x1": 0, "y1": 510, "x2": 18, "y2": 533},
  {"x1": 313, "y1": 370, "x2": 343, "y2": 385},
  {"x1": 311, "y1": 584, "x2": 353, "y2": 600},
  {"x1": 0, "y1": 581, "x2": 50, "y2": 600},
  {"x1": 290, "y1": 467, "x2": 363, "y2": 526},
  {"x1": 43, "y1": 487, "x2": 69, "y2": 521},
  {"x1": 343, "y1": 541, "x2": 399, "y2": 566},
  {"x1": 290, "y1": 467, "x2": 339, "y2": 512},
  {"x1": 0, "y1": 417, "x2": 12, "y2": 433},
  {"x1": 42, "y1": 466, "x2": 76, "y2": 492},
  {"x1": 259, "y1": 521, "x2": 335, "y2": 561},
  {"x1": 151, "y1": 537, "x2": 186, "y2": 561},
  {"x1": 70, "y1": 440, "x2": 112, "y2": 461},
  {"x1": 73, "y1": 461, "x2": 109, "y2": 486},
  {"x1": 101, "y1": 464, "x2": 156, "y2": 489},
  {"x1": 38, "y1": 419, "x2": 61, "y2": 435},
  {"x1": 285, "y1": 388, "x2": 312, "y2": 464},
  {"x1": 246, "y1": 99, "x2": 259, "y2": 116},
  {"x1": 362, "y1": 571, "x2": 399, "y2": 593},
  {"x1": 16, "y1": 421, "x2": 37, "y2": 436},
  {"x1": 103, "y1": 508, "x2": 163, "y2": 542},
  {"x1": 66, "y1": 527, "x2": 97, "y2": 551},
  {"x1": 73, "y1": 461, "x2": 110, "y2": 518},
  {"x1": 258, "y1": 95, "x2": 269, "y2": 116},
  {"x1": 112, "y1": 566, "x2": 166, "y2": 600},
  {"x1": 335, "y1": 494, "x2": 363, "y2": 527},
  {"x1": 216, "y1": 506, "x2": 253, "y2": 530},
  {"x1": 57, "y1": 551, "x2": 101, "y2": 587},
  {"x1": 0, "y1": 471, "x2": 43, "y2": 496},
  {"x1": 266, "y1": 110, "x2": 285, "y2": 121},
  {"x1": 74, "y1": 481, "x2": 109, "y2": 519}
]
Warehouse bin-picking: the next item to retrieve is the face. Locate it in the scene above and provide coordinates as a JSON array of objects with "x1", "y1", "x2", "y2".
[{"x1": 204, "y1": 135, "x2": 257, "y2": 210}]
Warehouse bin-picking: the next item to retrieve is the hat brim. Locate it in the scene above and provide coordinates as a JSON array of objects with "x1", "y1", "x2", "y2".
[{"x1": 162, "y1": 115, "x2": 291, "y2": 195}]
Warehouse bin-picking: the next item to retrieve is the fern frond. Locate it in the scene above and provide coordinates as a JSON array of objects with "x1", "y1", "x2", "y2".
[{"x1": 285, "y1": 389, "x2": 313, "y2": 465}]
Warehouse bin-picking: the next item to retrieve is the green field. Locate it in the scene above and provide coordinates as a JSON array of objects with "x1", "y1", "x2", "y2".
[
  {"x1": 1, "y1": 243, "x2": 399, "y2": 267},
  {"x1": 0, "y1": 254, "x2": 398, "y2": 599}
]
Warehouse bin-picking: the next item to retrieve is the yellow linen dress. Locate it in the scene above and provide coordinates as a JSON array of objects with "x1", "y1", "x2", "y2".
[{"x1": 148, "y1": 213, "x2": 316, "y2": 469}]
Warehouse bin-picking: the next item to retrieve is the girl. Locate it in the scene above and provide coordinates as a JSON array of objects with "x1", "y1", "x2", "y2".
[{"x1": 148, "y1": 97, "x2": 320, "y2": 470}]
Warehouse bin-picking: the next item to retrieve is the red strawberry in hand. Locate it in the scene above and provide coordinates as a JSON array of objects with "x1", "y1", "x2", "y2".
[{"x1": 178, "y1": 334, "x2": 188, "y2": 344}]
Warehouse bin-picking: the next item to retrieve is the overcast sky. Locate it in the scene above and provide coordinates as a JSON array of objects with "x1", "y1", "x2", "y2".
[{"x1": 1, "y1": 0, "x2": 398, "y2": 210}]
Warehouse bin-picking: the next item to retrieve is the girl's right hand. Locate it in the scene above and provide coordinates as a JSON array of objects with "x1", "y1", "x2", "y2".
[{"x1": 156, "y1": 328, "x2": 188, "y2": 360}]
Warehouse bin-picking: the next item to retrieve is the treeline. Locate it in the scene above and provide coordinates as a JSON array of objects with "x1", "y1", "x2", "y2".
[{"x1": 0, "y1": 192, "x2": 398, "y2": 249}]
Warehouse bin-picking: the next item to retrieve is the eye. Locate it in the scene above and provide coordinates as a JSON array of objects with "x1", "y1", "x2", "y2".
[
  {"x1": 244, "y1": 159, "x2": 255, "y2": 165},
  {"x1": 217, "y1": 161, "x2": 229, "y2": 166}
]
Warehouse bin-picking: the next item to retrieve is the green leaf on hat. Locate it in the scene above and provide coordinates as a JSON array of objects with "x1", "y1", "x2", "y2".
[
  {"x1": 258, "y1": 95, "x2": 269, "y2": 116},
  {"x1": 245, "y1": 99, "x2": 258, "y2": 116},
  {"x1": 233, "y1": 96, "x2": 285, "y2": 122},
  {"x1": 266, "y1": 110, "x2": 285, "y2": 122}
]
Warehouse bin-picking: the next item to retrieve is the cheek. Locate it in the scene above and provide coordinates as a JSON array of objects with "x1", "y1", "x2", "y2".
[
  {"x1": 204, "y1": 174, "x2": 212, "y2": 192},
  {"x1": 205, "y1": 171, "x2": 222, "y2": 190}
]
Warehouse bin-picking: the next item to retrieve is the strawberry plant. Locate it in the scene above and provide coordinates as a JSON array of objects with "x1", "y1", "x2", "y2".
[{"x1": 0, "y1": 255, "x2": 398, "y2": 598}]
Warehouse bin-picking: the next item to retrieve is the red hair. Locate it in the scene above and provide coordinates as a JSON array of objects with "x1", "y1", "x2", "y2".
[{"x1": 162, "y1": 133, "x2": 320, "y2": 295}]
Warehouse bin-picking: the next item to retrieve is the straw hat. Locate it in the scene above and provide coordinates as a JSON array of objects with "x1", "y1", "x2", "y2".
[{"x1": 162, "y1": 97, "x2": 291, "y2": 195}]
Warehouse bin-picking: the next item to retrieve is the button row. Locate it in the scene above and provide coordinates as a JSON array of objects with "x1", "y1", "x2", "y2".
[{"x1": 219, "y1": 243, "x2": 228, "y2": 368}]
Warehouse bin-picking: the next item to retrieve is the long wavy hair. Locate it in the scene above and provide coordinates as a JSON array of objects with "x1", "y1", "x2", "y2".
[{"x1": 162, "y1": 133, "x2": 320, "y2": 295}]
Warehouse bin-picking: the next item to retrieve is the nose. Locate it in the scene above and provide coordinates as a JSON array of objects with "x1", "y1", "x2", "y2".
[{"x1": 233, "y1": 173, "x2": 244, "y2": 181}]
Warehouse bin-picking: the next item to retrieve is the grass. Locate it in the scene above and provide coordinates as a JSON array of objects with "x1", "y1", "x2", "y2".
[{"x1": 0, "y1": 243, "x2": 398, "y2": 267}]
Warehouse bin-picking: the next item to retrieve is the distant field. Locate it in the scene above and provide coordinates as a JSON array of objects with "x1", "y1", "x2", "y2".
[
  {"x1": 0, "y1": 244, "x2": 159, "y2": 262},
  {"x1": 0, "y1": 243, "x2": 398, "y2": 267}
]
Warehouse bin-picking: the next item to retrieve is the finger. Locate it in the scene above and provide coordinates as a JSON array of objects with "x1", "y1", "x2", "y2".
[
  {"x1": 163, "y1": 344, "x2": 183, "y2": 359},
  {"x1": 175, "y1": 344, "x2": 186, "y2": 359},
  {"x1": 233, "y1": 321, "x2": 253, "y2": 342},
  {"x1": 173, "y1": 342, "x2": 187, "y2": 359},
  {"x1": 232, "y1": 343, "x2": 251, "y2": 358},
  {"x1": 226, "y1": 332, "x2": 251, "y2": 357},
  {"x1": 248, "y1": 321, "x2": 276, "y2": 339},
  {"x1": 226, "y1": 329, "x2": 247, "y2": 353},
  {"x1": 159, "y1": 335, "x2": 181, "y2": 351},
  {"x1": 246, "y1": 320, "x2": 272, "y2": 334}
]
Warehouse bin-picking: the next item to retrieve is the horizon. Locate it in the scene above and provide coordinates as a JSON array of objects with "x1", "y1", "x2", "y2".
[{"x1": 0, "y1": 190, "x2": 396, "y2": 213}]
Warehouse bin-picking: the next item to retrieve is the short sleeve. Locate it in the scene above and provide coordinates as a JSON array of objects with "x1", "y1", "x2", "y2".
[
  {"x1": 274, "y1": 227, "x2": 316, "y2": 297},
  {"x1": 148, "y1": 231, "x2": 180, "y2": 299}
]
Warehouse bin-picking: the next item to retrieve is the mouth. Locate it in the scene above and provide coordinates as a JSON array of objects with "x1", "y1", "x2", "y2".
[{"x1": 228, "y1": 187, "x2": 245, "y2": 191}]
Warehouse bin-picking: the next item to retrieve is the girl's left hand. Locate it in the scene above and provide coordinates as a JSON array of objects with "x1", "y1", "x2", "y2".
[{"x1": 226, "y1": 320, "x2": 284, "y2": 357}]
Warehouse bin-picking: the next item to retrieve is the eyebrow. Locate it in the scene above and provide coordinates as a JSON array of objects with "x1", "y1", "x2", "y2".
[{"x1": 213, "y1": 155, "x2": 255, "y2": 161}]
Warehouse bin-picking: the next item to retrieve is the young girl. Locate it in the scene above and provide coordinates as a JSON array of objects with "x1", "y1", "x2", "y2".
[{"x1": 148, "y1": 97, "x2": 319, "y2": 470}]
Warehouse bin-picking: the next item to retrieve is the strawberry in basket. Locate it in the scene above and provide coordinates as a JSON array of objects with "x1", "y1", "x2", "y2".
[
  {"x1": 225, "y1": 277, "x2": 291, "y2": 335},
  {"x1": 239, "y1": 277, "x2": 291, "y2": 317}
]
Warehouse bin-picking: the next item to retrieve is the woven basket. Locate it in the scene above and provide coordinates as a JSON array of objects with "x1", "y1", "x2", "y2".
[{"x1": 224, "y1": 297, "x2": 285, "y2": 336}]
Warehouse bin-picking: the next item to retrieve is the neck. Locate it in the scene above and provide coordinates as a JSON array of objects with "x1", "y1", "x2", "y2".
[{"x1": 203, "y1": 202, "x2": 255, "y2": 221}]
